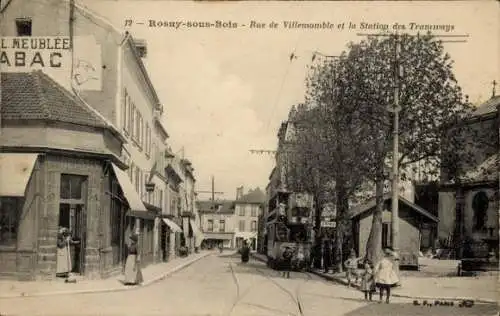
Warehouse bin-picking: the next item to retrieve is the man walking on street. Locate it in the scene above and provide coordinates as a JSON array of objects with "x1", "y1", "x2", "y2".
[{"x1": 282, "y1": 246, "x2": 293, "y2": 278}]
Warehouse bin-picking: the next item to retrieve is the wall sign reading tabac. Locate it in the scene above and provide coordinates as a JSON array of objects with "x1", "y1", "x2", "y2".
[{"x1": 0, "y1": 36, "x2": 102, "y2": 91}]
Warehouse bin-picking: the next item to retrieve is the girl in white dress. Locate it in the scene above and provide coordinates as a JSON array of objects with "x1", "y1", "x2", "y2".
[{"x1": 374, "y1": 248, "x2": 400, "y2": 303}]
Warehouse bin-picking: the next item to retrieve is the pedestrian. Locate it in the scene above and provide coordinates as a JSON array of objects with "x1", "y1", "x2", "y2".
[
  {"x1": 282, "y1": 246, "x2": 293, "y2": 278},
  {"x1": 344, "y1": 252, "x2": 361, "y2": 287},
  {"x1": 124, "y1": 234, "x2": 143, "y2": 286},
  {"x1": 323, "y1": 239, "x2": 332, "y2": 273},
  {"x1": 296, "y1": 243, "x2": 305, "y2": 271},
  {"x1": 360, "y1": 260, "x2": 376, "y2": 301},
  {"x1": 374, "y1": 248, "x2": 400, "y2": 304},
  {"x1": 240, "y1": 240, "x2": 250, "y2": 263},
  {"x1": 56, "y1": 227, "x2": 79, "y2": 281}
]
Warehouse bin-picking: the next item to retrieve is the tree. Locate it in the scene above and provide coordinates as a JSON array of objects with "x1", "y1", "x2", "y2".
[
  {"x1": 289, "y1": 32, "x2": 475, "y2": 268},
  {"x1": 331, "y1": 33, "x2": 474, "y2": 264},
  {"x1": 288, "y1": 55, "x2": 379, "y2": 272}
]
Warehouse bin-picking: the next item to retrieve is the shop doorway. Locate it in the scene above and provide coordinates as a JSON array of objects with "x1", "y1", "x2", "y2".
[
  {"x1": 58, "y1": 174, "x2": 87, "y2": 275},
  {"x1": 58, "y1": 204, "x2": 86, "y2": 274}
]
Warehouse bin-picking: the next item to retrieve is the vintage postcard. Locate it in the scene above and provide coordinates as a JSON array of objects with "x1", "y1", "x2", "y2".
[{"x1": 0, "y1": 0, "x2": 498, "y2": 315}]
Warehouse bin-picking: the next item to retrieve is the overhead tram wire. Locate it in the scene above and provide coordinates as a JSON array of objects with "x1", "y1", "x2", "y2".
[{"x1": 264, "y1": 34, "x2": 304, "y2": 133}]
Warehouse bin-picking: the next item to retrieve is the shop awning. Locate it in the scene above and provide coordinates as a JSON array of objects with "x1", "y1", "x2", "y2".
[
  {"x1": 0, "y1": 153, "x2": 39, "y2": 196},
  {"x1": 111, "y1": 163, "x2": 147, "y2": 213},
  {"x1": 190, "y1": 219, "x2": 205, "y2": 247},
  {"x1": 162, "y1": 218, "x2": 183, "y2": 233}
]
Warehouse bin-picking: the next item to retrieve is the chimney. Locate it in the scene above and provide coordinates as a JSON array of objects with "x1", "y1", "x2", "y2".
[
  {"x1": 133, "y1": 39, "x2": 147, "y2": 58},
  {"x1": 236, "y1": 186, "x2": 244, "y2": 199}
]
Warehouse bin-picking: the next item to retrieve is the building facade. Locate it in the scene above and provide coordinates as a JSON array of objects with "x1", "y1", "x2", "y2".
[
  {"x1": 0, "y1": 71, "x2": 126, "y2": 280},
  {"x1": 438, "y1": 96, "x2": 499, "y2": 260},
  {"x1": 0, "y1": 0, "x2": 198, "y2": 279},
  {"x1": 233, "y1": 187, "x2": 265, "y2": 251},
  {"x1": 198, "y1": 200, "x2": 235, "y2": 249}
]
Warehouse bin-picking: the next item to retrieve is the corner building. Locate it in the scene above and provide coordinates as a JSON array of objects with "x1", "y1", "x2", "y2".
[{"x1": 0, "y1": 0, "x2": 186, "y2": 279}]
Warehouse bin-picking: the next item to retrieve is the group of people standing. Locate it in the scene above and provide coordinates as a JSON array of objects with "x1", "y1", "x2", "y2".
[{"x1": 344, "y1": 248, "x2": 400, "y2": 303}]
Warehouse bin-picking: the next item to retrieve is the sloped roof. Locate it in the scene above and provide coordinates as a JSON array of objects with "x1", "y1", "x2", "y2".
[
  {"x1": 349, "y1": 193, "x2": 438, "y2": 222},
  {"x1": 197, "y1": 200, "x2": 235, "y2": 214},
  {"x1": 471, "y1": 95, "x2": 500, "y2": 117},
  {"x1": 235, "y1": 188, "x2": 266, "y2": 204},
  {"x1": 1, "y1": 71, "x2": 108, "y2": 129},
  {"x1": 461, "y1": 154, "x2": 498, "y2": 183}
]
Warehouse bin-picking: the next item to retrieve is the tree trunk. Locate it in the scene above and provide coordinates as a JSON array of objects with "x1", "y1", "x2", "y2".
[
  {"x1": 313, "y1": 193, "x2": 322, "y2": 269},
  {"x1": 365, "y1": 176, "x2": 384, "y2": 265},
  {"x1": 335, "y1": 184, "x2": 349, "y2": 273}
]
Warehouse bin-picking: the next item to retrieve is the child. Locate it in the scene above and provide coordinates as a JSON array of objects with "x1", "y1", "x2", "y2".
[
  {"x1": 344, "y1": 253, "x2": 361, "y2": 287},
  {"x1": 360, "y1": 260, "x2": 376, "y2": 301}
]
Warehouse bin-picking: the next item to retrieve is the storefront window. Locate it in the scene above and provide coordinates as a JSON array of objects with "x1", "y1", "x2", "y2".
[{"x1": 0, "y1": 197, "x2": 21, "y2": 246}]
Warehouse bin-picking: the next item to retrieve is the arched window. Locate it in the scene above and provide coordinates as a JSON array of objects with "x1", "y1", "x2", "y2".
[{"x1": 472, "y1": 191, "x2": 489, "y2": 230}]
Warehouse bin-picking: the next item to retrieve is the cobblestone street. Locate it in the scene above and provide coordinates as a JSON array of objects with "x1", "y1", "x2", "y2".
[{"x1": 1, "y1": 254, "x2": 497, "y2": 316}]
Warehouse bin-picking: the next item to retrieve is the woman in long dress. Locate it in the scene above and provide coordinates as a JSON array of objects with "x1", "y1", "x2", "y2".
[
  {"x1": 56, "y1": 227, "x2": 72, "y2": 278},
  {"x1": 374, "y1": 248, "x2": 400, "y2": 304},
  {"x1": 240, "y1": 240, "x2": 250, "y2": 263},
  {"x1": 124, "y1": 234, "x2": 143, "y2": 285}
]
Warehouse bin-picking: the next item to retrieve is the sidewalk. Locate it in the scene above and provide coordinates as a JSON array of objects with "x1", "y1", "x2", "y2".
[
  {"x1": 0, "y1": 251, "x2": 212, "y2": 299},
  {"x1": 250, "y1": 252, "x2": 498, "y2": 304}
]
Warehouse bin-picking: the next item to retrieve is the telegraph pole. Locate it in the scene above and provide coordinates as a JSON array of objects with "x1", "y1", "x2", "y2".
[
  {"x1": 355, "y1": 32, "x2": 468, "y2": 265},
  {"x1": 390, "y1": 35, "x2": 402, "y2": 256}
]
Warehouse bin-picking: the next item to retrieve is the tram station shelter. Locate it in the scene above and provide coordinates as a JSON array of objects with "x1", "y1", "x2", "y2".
[{"x1": 349, "y1": 193, "x2": 438, "y2": 268}]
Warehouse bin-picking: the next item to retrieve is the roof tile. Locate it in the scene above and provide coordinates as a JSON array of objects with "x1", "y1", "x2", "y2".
[{"x1": 1, "y1": 71, "x2": 107, "y2": 129}]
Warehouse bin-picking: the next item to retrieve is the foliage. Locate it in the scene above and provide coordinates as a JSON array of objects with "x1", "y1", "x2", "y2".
[{"x1": 286, "y1": 32, "x2": 474, "y2": 265}]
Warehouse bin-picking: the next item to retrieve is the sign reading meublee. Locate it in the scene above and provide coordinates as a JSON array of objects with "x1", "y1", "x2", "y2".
[
  {"x1": 0, "y1": 36, "x2": 103, "y2": 91},
  {"x1": 0, "y1": 37, "x2": 71, "y2": 68}
]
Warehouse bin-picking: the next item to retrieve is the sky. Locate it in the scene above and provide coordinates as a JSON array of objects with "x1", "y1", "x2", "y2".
[{"x1": 81, "y1": 0, "x2": 499, "y2": 200}]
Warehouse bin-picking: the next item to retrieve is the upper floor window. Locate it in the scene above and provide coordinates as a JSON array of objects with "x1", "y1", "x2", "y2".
[
  {"x1": 144, "y1": 173, "x2": 150, "y2": 203},
  {"x1": 122, "y1": 89, "x2": 130, "y2": 134},
  {"x1": 128, "y1": 162, "x2": 134, "y2": 181},
  {"x1": 207, "y1": 219, "x2": 214, "y2": 232},
  {"x1": 219, "y1": 220, "x2": 225, "y2": 232},
  {"x1": 239, "y1": 220, "x2": 245, "y2": 231},
  {"x1": 159, "y1": 189, "x2": 163, "y2": 209},
  {"x1": 238, "y1": 206, "x2": 245, "y2": 216},
  {"x1": 251, "y1": 220, "x2": 257, "y2": 232},
  {"x1": 135, "y1": 110, "x2": 143, "y2": 147},
  {"x1": 135, "y1": 167, "x2": 140, "y2": 194},
  {"x1": 131, "y1": 103, "x2": 136, "y2": 139},
  {"x1": 16, "y1": 18, "x2": 32, "y2": 36},
  {"x1": 145, "y1": 124, "x2": 151, "y2": 157},
  {"x1": 251, "y1": 206, "x2": 257, "y2": 217}
]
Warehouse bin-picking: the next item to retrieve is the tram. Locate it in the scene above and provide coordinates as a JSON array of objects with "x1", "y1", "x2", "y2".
[{"x1": 264, "y1": 190, "x2": 314, "y2": 271}]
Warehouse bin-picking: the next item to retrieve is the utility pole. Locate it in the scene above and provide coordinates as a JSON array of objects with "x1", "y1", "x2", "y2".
[
  {"x1": 390, "y1": 34, "x2": 402, "y2": 257},
  {"x1": 355, "y1": 32, "x2": 468, "y2": 265}
]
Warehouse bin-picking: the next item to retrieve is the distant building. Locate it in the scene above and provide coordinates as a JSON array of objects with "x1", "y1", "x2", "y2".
[
  {"x1": 234, "y1": 187, "x2": 265, "y2": 251},
  {"x1": 197, "y1": 200, "x2": 235, "y2": 249}
]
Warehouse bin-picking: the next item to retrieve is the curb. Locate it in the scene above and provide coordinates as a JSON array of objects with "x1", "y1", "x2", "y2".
[
  {"x1": 0, "y1": 252, "x2": 211, "y2": 299},
  {"x1": 309, "y1": 270, "x2": 497, "y2": 304},
  {"x1": 252, "y1": 254, "x2": 497, "y2": 305},
  {"x1": 250, "y1": 253, "x2": 267, "y2": 263}
]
